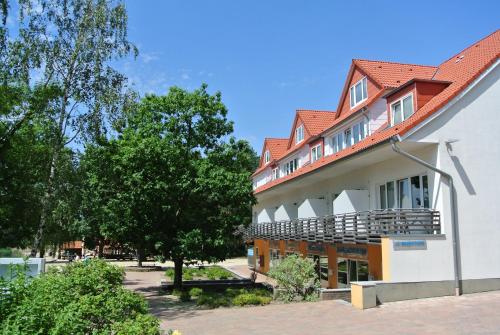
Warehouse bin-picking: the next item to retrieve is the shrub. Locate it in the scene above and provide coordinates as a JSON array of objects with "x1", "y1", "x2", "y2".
[
  {"x1": 179, "y1": 290, "x2": 191, "y2": 302},
  {"x1": 268, "y1": 254, "x2": 320, "y2": 302},
  {"x1": 196, "y1": 292, "x2": 231, "y2": 308},
  {"x1": 0, "y1": 248, "x2": 23, "y2": 258},
  {"x1": 189, "y1": 287, "x2": 203, "y2": 297},
  {"x1": 232, "y1": 293, "x2": 272, "y2": 306},
  {"x1": 206, "y1": 266, "x2": 232, "y2": 280},
  {"x1": 0, "y1": 259, "x2": 160, "y2": 334}
]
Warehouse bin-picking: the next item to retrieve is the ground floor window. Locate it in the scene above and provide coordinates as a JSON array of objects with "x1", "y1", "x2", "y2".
[
  {"x1": 337, "y1": 258, "x2": 369, "y2": 288},
  {"x1": 308, "y1": 255, "x2": 329, "y2": 288},
  {"x1": 270, "y1": 249, "x2": 281, "y2": 268}
]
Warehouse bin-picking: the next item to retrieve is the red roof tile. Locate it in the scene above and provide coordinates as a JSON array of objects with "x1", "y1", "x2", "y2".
[
  {"x1": 254, "y1": 29, "x2": 500, "y2": 194},
  {"x1": 354, "y1": 59, "x2": 437, "y2": 88}
]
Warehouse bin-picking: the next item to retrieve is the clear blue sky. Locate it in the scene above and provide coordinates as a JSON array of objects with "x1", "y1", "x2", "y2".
[{"x1": 121, "y1": 0, "x2": 499, "y2": 152}]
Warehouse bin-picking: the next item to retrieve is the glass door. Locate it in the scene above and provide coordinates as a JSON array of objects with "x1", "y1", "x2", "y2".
[
  {"x1": 308, "y1": 255, "x2": 329, "y2": 288},
  {"x1": 337, "y1": 258, "x2": 369, "y2": 288}
]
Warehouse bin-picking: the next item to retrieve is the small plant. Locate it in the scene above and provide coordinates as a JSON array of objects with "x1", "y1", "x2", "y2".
[
  {"x1": 268, "y1": 254, "x2": 320, "y2": 302},
  {"x1": 232, "y1": 293, "x2": 272, "y2": 306},
  {"x1": 189, "y1": 287, "x2": 203, "y2": 298},
  {"x1": 179, "y1": 290, "x2": 191, "y2": 302}
]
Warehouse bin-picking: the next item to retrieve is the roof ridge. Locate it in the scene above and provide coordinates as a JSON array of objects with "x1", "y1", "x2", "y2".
[
  {"x1": 296, "y1": 109, "x2": 336, "y2": 113},
  {"x1": 437, "y1": 29, "x2": 500, "y2": 67},
  {"x1": 353, "y1": 58, "x2": 438, "y2": 68},
  {"x1": 265, "y1": 137, "x2": 288, "y2": 140}
]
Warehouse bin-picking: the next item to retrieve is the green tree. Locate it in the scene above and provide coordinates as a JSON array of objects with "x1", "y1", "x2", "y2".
[
  {"x1": 124, "y1": 85, "x2": 256, "y2": 286},
  {"x1": 0, "y1": 0, "x2": 137, "y2": 256}
]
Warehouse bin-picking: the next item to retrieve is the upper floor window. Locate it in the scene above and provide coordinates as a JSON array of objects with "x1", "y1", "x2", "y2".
[
  {"x1": 272, "y1": 168, "x2": 279, "y2": 180},
  {"x1": 332, "y1": 132, "x2": 345, "y2": 154},
  {"x1": 284, "y1": 158, "x2": 298, "y2": 175},
  {"x1": 350, "y1": 77, "x2": 368, "y2": 108},
  {"x1": 264, "y1": 150, "x2": 270, "y2": 164},
  {"x1": 378, "y1": 174, "x2": 429, "y2": 209},
  {"x1": 295, "y1": 124, "x2": 304, "y2": 144},
  {"x1": 330, "y1": 118, "x2": 369, "y2": 153},
  {"x1": 391, "y1": 93, "x2": 414, "y2": 126},
  {"x1": 311, "y1": 144, "x2": 322, "y2": 162}
]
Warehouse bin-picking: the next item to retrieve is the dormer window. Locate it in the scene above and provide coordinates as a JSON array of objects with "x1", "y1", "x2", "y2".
[
  {"x1": 264, "y1": 150, "x2": 270, "y2": 164},
  {"x1": 391, "y1": 93, "x2": 414, "y2": 126},
  {"x1": 295, "y1": 124, "x2": 304, "y2": 144},
  {"x1": 350, "y1": 77, "x2": 368, "y2": 108}
]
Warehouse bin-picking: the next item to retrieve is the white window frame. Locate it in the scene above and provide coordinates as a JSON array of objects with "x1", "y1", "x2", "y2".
[
  {"x1": 272, "y1": 168, "x2": 279, "y2": 180},
  {"x1": 284, "y1": 158, "x2": 298, "y2": 175},
  {"x1": 377, "y1": 173, "x2": 430, "y2": 209},
  {"x1": 350, "y1": 77, "x2": 368, "y2": 108},
  {"x1": 390, "y1": 93, "x2": 414, "y2": 126},
  {"x1": 264, "y1": 150, "x2": 270, "y2": 164},
  {"x1": 295, "y1": 124, "x2": 304, "y2": 144},
  {"x1": 311, "y1": 143, "x2": 322, "y2": 162}
]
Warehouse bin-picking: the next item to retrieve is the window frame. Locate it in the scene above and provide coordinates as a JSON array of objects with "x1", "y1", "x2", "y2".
[
  {"x1": 377, "y1": 174, "x2": 430, "y2": 209},
  {"x1": 350, "y1": 77, "x2": 368, "y2": 109},
  {"x1": 390, "y1": 93, "x2": 414, "y2": 126},
  {"x1": 272, "y1": 168, "x2": 279, "y2": 180},
  {"x1": 311, "y1": 143, "x2": 322, "y2": 162},
  {"x1": 264, "y1": 150, "x2": 270, "y2": 164},
  {"x1": 295, "y1": 124, "x2": 304, "y2": 144}
]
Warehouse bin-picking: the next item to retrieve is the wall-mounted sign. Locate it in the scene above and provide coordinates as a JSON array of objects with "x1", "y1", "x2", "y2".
[
  {"x1": 307, "y1": 242, "x2": 326, "y2": 254},
  {"x1": 247, "y1": 248, "x2": 254, "y2": 256},
  {"x1": 393, "y1": 240, "x2": 427, "y2": 251},
  {"x1": 286, "y1": 241, "x2": 300, "y2": 252},
  {"x1": 337, "y1": 246, "x2": 367, "y2": 257}
]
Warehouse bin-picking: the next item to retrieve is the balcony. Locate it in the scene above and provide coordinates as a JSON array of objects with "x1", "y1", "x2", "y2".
[{"x1": 245, "y1": 208, "x2": 441, "y2": 244}]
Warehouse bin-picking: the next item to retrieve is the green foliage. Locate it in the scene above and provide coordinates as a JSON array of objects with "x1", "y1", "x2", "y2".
[
  {"x1": 195, "y1": 288, "x2": 272, "y2": 309},
  {"x1": 268, "y1": 254, "x2": 320, "y2": 302},
  {"x1": 179, "y1": 290, "x2": 191, "y2": 302},
  {"x1": 165, "y1": 266, "x2": 234, "y2": 281},
  {"x1": 0, "y1": 259, "x2": 160, "y2": 334},
  {"x1": 188, "y1": 287, "x2": 203, "y2": 297},
  {"x1": 0, "y1": 248, "x2": 23, "y2": 257}
]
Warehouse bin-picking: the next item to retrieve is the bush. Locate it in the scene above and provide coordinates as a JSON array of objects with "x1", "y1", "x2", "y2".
[
  {"x1": 189, "y1": 287, "x2": 203, "y2": 297},
  {"x1": 0, "y1": 248, "x2": 23, "y2": 257},
  {"x1": 232, "y1": 293, "x2": 272, "y2": 306},
  {"x1": 0, "y1": 259, "x2": 160, "y2": 334},
  {"x1": 206, "y1": 266, "x2": 232, "y2": 280},
  {"x1": 195, "y1": 288, "x2": 272, "y2": 308},
  {"x1": 268, "y1": 254, "x2": 320, "y2": 302},
  {"x1": 179, "y1": 290, "x2": 191, "y2": 302}
]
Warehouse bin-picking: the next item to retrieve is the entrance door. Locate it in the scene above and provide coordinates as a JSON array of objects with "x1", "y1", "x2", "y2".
[
  {"x1": 337, "y1": 258, "x2": 369, "y2": 288},
  {"x1": 308, "y1": 255, "x2": 329, "y2": 288}
]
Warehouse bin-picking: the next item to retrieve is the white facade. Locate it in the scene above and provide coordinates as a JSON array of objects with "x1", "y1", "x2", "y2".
[{"x1": 252, "y1": 61, "x2": 500, "y2": 285}]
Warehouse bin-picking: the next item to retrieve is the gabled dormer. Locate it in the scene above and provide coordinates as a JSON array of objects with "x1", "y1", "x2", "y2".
[
  {"x1": 258, "y1": 138, "x2": 288, "y2": 168},
  {"x1": 287, "y1": 110, "x2": 336, "y2": 149},
  {"x1": 334, "y1": 60, "x2": 438, "y2": 121}
]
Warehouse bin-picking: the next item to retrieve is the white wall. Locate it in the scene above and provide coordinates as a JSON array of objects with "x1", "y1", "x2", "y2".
[
  {"x1": 407, "y1": 62, "x2": 500, "y2": 280},
  {"x1": 333, "y1": 190, "x2": 369, "y2": 215},
  {"x1": 257, "y1": 207, "x2": 275, "y2": 223},
  {"x1": 274, "y1": 203, "x2": 298, "y2": 221},
  {"x1": 253, "y1": 167, "x2": 272, "y2": 189},
  {"x1": 298, "y1": 198, "x2": 328, "y2": 218},
  {"x1": 385, "y1": 236, "x2": 454, "y2": 282},
  {"x1": 368, "y1": 98, "x2": 388, "y2": 134}
]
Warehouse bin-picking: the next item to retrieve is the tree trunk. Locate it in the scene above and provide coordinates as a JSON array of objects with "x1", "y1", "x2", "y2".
[
  {"x1": 137, "y1": 247, "x2": 144, "y2": 267},
  {"x1": 98, "y1": 241, "x2": 104, "y2": 258},
  {"x1": 173, "y1": 258, "x2": 183, "y2": 290},
  {"x1": 30, "y1": 146, "x2": 60, "y2": 257}
]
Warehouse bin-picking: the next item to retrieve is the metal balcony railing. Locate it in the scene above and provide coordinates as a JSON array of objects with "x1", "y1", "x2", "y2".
[{"x1": 244, "y1": 208, "x2": 441, "y2": 244}]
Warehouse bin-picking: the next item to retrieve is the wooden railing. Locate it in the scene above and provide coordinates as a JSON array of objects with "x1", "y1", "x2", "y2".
[{"x1": 244, "y1": 208, "x2": 441, "y2": 244}]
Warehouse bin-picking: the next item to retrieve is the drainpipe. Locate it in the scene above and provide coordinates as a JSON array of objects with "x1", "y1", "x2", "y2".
[{"x1": 390, "y1": 135, "x2": 461, "y2": 296}]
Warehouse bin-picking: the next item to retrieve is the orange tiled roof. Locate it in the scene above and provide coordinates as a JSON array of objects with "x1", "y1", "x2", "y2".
[
  {"x1": 266, "y1": 138, "x2": 288, "y2": 159},
  {"x1": 296, "y1": 109, "x2": 337, "y2": 136},
  {"x1": 254, "y1": 29, "x2": 500, "y2": 194},
  {"x1": 354, "y1": 59, "x2": 437, "y2": 88}
]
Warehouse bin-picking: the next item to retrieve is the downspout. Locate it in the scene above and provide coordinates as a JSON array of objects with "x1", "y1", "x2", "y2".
[{"x1": 390, "y1": 135, "x2": 461, "y2": 296}]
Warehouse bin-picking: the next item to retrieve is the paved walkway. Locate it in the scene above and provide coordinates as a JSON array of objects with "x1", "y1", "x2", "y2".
[{"x1": 124, "y1": 268, "x2": 500, "y2": 335}]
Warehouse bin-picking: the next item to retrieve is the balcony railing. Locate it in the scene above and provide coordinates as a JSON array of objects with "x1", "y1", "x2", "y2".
[{"x1": 245, "y1": 208, "x2": 441, "y2": 244}]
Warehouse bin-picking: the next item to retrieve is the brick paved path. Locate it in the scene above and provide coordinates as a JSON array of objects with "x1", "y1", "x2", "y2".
[{"x1": 124, "y1": 270, "x2": 500, "y2": 335}]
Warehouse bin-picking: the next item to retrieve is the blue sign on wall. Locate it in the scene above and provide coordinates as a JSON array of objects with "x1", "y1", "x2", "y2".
[
  {"x1": 393, "y1": 240, "x2": 427, "y2": 251},
  {"x1": 247, "y1": 248, "x2": 254, "y2": 256}
]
